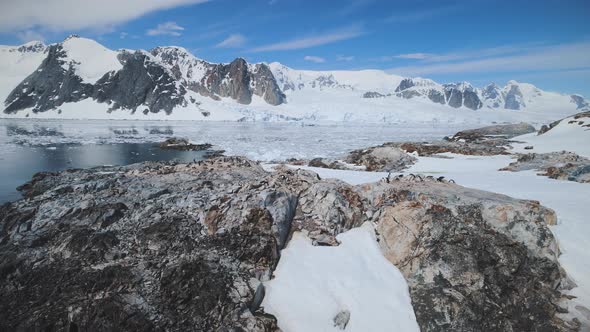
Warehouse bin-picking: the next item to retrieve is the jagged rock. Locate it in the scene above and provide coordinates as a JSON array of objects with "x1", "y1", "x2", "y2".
[
  {"x1": 395, "y1": 78, "x2": 415, "y2": 92},
  {"x1": 443, "y1": 83, "x2": 483, "y2": 110},
  {"x1": 0, "y1": 157, "x2": 579, "y2": 331},
  {"x1": 4, "y1": 44, "x2": 94, "y2": 113},
  {"x1": 194, "y1": 58, "x2": 286, "y2": 106},
  {"x1": 362, "y1": 91, "x2": 385, "y2": 98},
  {"x1": 346, "y1": 146, "x2": 417, "y2": 171},
  {"x1": 449, "y1": 122, "x2": 536, "y2": 142},
  {"x1": 570, "y1": 95, "x2": 589, "y2": 110},
  {"x1": 333, "y1": 310, "x2": 351, "y2": 330},
  {"x1": 94, "y1": 51, "x2": 186, "y2": 114},
  {"x1": 500, "y1": 152, "x2": 590, "y2": 183},
  {"x1": 504, "y1": 84, "x2": 525, "y2": 110}
]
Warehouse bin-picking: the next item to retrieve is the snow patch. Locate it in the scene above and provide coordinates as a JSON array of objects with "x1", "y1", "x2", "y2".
[
  {"x1": 263, "y1": 222, "x2": 419, "y2": 332},
  {"x1": 61, "y1": 37, "x2": 122, "y2": 84}
]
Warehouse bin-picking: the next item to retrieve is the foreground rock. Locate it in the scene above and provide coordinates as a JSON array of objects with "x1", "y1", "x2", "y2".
[
  {"x1": 0, "y1": 157, "x2": 579, "y2": 331},
  {"x1": 500, "y1": 152, "x2": 590, "y2": 183}
]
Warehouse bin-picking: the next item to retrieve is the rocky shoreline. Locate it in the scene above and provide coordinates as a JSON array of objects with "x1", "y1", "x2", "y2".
[{"x1": 0, "y1": 152, "x2": 581, "y2": 330}]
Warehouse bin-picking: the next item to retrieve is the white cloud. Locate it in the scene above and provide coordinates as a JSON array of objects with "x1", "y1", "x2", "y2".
[
  {"x1": 119, "y1": 32, "x2": 128, "y2": 39},
  {"x1": 394, "y1": 53, "x2": 431, "y2": 60},
  {"x1": 384, "y1": 5, "x2": 460, "y2": 23},
  {"x1": 387, "y1": 42, "x2": 590, "y2": 77},
  {"x1": 216, "y1": 34, "x2": 247, "y2": 48},
  {"x1": 0, "y1": 0, "x2": 208, "y2": 32},
  {"x1": 304, "y1": 55, "x2": 326, "y2": 63},
  {"x1": 146, "y1": 22, "x2": 185, "y2": 37},
  {"x1": 337, "y1": 55, "x2": 355, "y2": 61},
  {"x1": 16, "y1": 30, "x2": 45, "y2": 43},
  {"x1": 248, "y1": 25, "x2": 364, "y2": 52}
]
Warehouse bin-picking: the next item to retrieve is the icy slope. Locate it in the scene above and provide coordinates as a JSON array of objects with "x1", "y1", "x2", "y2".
[
  {"x1": 60, "y1": 36, "x2": 122, "y2": 84},
  {"x1": 0, "y1": 41, "x2": 47, "y2": 103},
  {"x1": 512, "y1": 112, "x2": 590, "y2": 157}
]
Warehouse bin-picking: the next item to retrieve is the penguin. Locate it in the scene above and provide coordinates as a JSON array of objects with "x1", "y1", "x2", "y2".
[
  {"x1": 449, "y1": 179, "x2": 456, "y2": 183},
  {"x1": 316, "y1": 174, "x2": 321, "y2": 181},
  {"x1": 437, "y1": 176, "x2": 445, "y2": 182}
]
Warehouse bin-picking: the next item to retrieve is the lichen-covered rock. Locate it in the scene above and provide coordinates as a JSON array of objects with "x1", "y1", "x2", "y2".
[
  {"x1": 0, "y1": 157, "x2": 579, "y2": 331},
  {"x1": 360, "y1": 180, "x2": 575, "y2": 331}
]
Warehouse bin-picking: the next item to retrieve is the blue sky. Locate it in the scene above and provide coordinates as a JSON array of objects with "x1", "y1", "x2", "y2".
[{"x1": 1, "y1": 0, "x2": 589, "y2": 96}]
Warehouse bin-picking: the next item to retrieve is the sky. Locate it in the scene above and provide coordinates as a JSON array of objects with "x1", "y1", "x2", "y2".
[{"x1": 0, "y1": 0, "x2": 589, "y2": 96}]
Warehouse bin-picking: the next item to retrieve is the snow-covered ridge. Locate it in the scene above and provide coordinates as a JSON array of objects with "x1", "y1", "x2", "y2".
[
  {"x1": 0, "y1": 35, "x2": 588, "y2": 122},
  {"x1": 60, "y1": 36, "x2": 122, "y2": 84}
]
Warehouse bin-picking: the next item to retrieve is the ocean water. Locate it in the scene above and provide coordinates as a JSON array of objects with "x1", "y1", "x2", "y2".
[{"x1": 0, "y1": 118, "x2": 469, "y2": 203}]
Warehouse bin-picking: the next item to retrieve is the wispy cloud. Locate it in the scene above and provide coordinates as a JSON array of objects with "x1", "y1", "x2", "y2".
[
  {"x1": 304, "y1": 55, "x2": 326, "y2": 63},
  {"x1": 386, "y1": 42, "x2": 590, "y2": 76},
  {"x1": 216, "y1": 34, "x2": 247, "y2": 48},
  {"x1": 384, "y1": 4, "x2": 461, "y2": 23},
  {"x1": 0, "y1": 0, "x2": 208, "y2": 33},
  {"x1": 248, "y1": 25, "x2": 364, "y2": 52},
  {"x1": 337, "y1": 55, "x2": 355, "y2": 61},
  {"x1": 146, "y1": 21, "x2": 185, "y2": 36},
  {"x1": 393, "y1": 53, "x2": 432, "y2": 60}
]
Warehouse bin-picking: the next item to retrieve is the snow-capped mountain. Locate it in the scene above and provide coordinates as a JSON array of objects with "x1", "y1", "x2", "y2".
[{"x1": 0, "y1": 36, "x2": 587, "y2": 123}]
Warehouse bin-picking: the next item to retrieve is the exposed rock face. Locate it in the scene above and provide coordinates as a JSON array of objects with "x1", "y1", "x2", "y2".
[
  {"x1": 0, "y1": 157, "x2": 578, "y2": 331},
  {"x1": 449, "y1": 122, "x2": 536, "y2": 142},
  {"x1": 395, "y1": 78, "x2": 415, "y2": 92},
  {"x1": 571, "y1": 94, "x2": 589, "y2": 110},
  {"x1": 504, "y1": 84, "x2": 525, "y2": 110},
  {"x1": 186, "y1": 58, "x2": 286, "y2": 106},
  {"x1": 94, "y1": 51, "x2": 187, "y2": 114},
  {"x1": 500, "y1": 152, "x2": 590, "y2": 183},
  {"x1": 3, "y1": 38, "x2": 287, "y2": 115},
  {"x1": 4, "y1": 46, "x2": 187, "y2": 115},
  {"x1": 482, "y1": 83, "x2": 503, "y2": 108},
  {"x1": 362, "y1": 91, "x2": 386, "y2": 98},
  {"x1": 4, "y1": 44, "x2": 93, "y2": 113},
  {"x1": 394, "y1": 79, "x2": 483, "y2": 110},
  {"x1": 538, "y1": 111, "x2": 590, "y2": 135},
  {"x1": 443, "y1": 83, "x2": 483, "y2": 110},
  {"x1": 364, "y1": 180, "x2": 575, "y2": 331}
]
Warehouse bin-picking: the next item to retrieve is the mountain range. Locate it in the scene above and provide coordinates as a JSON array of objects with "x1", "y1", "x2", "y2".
[{"x1": 1, "y1": 35, "x2": 587, "y2": 123}]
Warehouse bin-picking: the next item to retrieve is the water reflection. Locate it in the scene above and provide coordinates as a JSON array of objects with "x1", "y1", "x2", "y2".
[{"x1": 0, "y1": 143, "x2": 209, "y2": 203}]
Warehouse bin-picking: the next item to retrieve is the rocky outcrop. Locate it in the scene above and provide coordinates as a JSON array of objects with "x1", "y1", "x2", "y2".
[
  {"x1": 394, "y1": 79, "x2": 483, "y2": 110},
  {"x1": 4, "y1": 46, "x2": 187, "y2": 115},
  {"x1": 449, "y1": 122, "x2": 536, "y2": 142},
  {"x1": 3, "y1": 38, "x2": 287, "y2": 115},
  {"x1": 571, "y1": 95, "x2": 589, "y2": 110},
  {"x1": 539, "y1": 111, "x2": 590, "y2": 135},
  {"x1": 500, "y1": 152, "x2": 590, "y2": 183},
  {"x1": 158, "y1": 137, "x2": 214, "y2": 151},
  {"x1": 364, "y1": 179, "x2": 575, "y2": 331},
  {"x1": 362, "y1": 91, "x2": 386, "y2": 98},
  {"x1": 504, "y1": 84, "x2": 525, "y2": 110},
  {"x1": 4, "y1": 44, "x2": 93, "y2": 113},
  {"x1": 188, "y1": 58, "x2": 286, "y2": 106},
  {"x1": 0, "y1": 156, "x2": 579, "y2": 330},
  {"x1": 94, "y1": 51, "x2": 187, "y2": 114},
  {"x1": 345, "y1": 146, "x2": 417, "y2": 171},
  {"x1": 443, "y1": 83, "x2": 483, "y2": 110}
]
